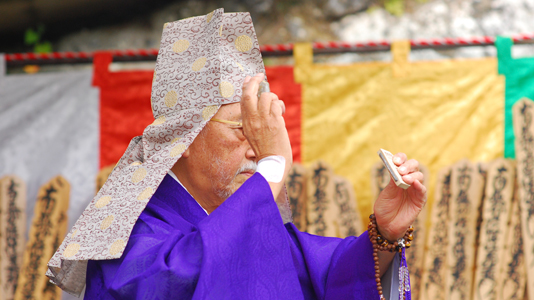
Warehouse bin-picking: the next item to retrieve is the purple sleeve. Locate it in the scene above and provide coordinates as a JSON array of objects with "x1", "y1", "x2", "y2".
[
  {"x1": 85, "y1": 173, "x2": 304, "y2": 300},
  {"x1": 285, "y1": 224, "x2": 380, "y2": 300}
]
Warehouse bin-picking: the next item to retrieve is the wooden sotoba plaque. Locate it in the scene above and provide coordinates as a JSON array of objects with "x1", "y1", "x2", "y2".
[
  {"x1": 333, "y1": 175, "x2": 362, "y2": 237},
  {"x1": 473, "y1": 158, "x2": 515, "y2": 300},
  {"x1": 0, "y1": 176, "x2": 27, "y2": 300},
  {"x1": 446, "y1": 159, "x2": 484, "y2": 300},
  {"x1": 420, "y1": 166, "x2": 452, "y2": 300},
  {"x1": 513, "y1": 98, "x2": 534, "y2": 300},
  {"x1": 286, "y1": 163, "x2": 308, "y2": 232},
  {"x1": 307, "y1": 161, "x2": 338, "y2": 237},
  {"x1": 14, "y1": 176, "x2": 70, "y2": 300},
  {"x1": 499, "y1": 174, "x2": 527, "y2": 300},
  {"x1": 407, "y1": 163, "x2": 429, "y2": 300}
]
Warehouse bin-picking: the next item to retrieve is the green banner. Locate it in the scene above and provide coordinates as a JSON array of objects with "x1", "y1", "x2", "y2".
[{"x1": 497, "y1": 36, "x2": 534, "y2": 158}]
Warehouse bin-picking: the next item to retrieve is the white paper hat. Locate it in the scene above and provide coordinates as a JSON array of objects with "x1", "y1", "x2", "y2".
[{"x1": 47, "y1": 8, "x2": 266, "y2": 296}]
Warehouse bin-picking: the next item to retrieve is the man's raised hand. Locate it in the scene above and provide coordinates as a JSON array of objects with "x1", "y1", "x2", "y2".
[
  {"x1": 373, "y1": 153, "x2": 427, "y2": 242},
  {"x1": 241, "y1": 73, "x2": 293, "y2": 198}
]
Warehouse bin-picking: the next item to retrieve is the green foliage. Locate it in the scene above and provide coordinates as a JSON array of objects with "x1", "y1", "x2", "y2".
[
  {"x1": 34, "y1": 42, "x2": 53, "y2": 54},
  {"x1": 24, "y1": 24, "x2": 52, "y2": 53},
  {"x1": 380, "y1": 0, "x2": 428, "y2": 16},
  {"x1": 384, "y1": 0, "x2": 404, "y2": 16}
]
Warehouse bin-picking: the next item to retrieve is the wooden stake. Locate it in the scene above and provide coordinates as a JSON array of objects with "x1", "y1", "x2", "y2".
[
  {"x1": 307, "y1": 161, "x2": 338, "y2": 237},
  {"x1": 420, "y1": 166, "x2": 452, "y2": 300},
  {"x1": 14, "y1": 176, "x2": 70, "y2": 300},
  {"x1": 446, "y1": 159, "x2": 484, "y2": 300},
  {"x1": 286, "y1": 163, "x2": 308, "y2": 232},
  {"x1": 406, "y1": 164, "x2": 429, "y2": 300},
  {"x1": 512, "y1": 98, "x2": 534, "y2": 300},
  {"x1": 498, "y1": 171, "x2": 527, "y2": 300},
  {"x1": 0, "y1": 176, "x2": 26, "y2": 300},
  {"x1": 473, "y1": 158, "x2": 516, "y2": 300},
  {"x1": 333, "y1": 175, "x2": 362, "y2": 237}
]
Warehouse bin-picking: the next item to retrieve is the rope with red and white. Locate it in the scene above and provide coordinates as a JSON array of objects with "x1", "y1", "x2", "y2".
[{"x1": 4, "y1": 33, "x2": 534, "y2": 65}]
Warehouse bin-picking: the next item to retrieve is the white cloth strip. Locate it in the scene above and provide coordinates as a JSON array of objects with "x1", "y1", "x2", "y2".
[{"x1": 256, "y1": 155, "x2": 285, "y2": 183}]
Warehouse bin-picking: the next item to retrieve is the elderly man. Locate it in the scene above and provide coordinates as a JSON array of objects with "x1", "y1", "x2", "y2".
[{"x1": 48, "y1": 9, "x2": 425, "y2": 300}]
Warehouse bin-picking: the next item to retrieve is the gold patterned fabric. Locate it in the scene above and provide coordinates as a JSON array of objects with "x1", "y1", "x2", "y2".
[{"x1": 294, "y1": 42, "x2": 504, "y2": 219}]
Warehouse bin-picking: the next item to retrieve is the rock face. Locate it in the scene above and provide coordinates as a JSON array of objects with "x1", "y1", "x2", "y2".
[
  {"x1": 332, "y1": 0, "x2": 534, "y2": 62},
  {"x1": 56, "y1": 0, "x2": 534, "y2": 63},
  {"x1": 56, "y1": 0, "x2": 534, "y2": 62}
]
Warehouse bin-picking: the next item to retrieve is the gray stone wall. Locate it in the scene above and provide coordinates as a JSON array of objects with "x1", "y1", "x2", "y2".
[{"x1": 56, "y1": 0, "x2": 534, "y2": 63}]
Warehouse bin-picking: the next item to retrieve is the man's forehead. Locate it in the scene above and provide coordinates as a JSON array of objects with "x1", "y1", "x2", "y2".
[{"x1": 216, "y1": 103, "x2": 242, "y2": 119}]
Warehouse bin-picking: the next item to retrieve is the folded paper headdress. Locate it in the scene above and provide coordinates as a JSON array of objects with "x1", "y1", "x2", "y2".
[{"x1": 47, "y1": 8, "x2": 266, "y2": 296}]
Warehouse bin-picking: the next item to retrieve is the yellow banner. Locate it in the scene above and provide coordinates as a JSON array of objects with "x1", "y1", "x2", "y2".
[{"x1": 295, "y1": 42, "x2": 504, "y2": 225}]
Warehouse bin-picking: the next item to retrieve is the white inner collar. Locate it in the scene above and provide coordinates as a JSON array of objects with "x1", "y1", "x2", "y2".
[{"x1": 167, "y1": 170, "x2": 209, "y2": 215}]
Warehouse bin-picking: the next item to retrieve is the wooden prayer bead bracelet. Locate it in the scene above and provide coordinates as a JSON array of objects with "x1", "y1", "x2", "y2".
[{"x1": 368, "y1": 214, "x2": 414, "y2": 300}]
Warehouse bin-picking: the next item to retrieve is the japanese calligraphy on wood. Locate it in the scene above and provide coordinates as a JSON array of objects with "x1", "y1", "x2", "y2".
[
  {"x1": 286, "y1": 163, "x2": 308, "y2": 231},
  {"x1": 512, "y1": 98, "x2": 534, "y2": 300},
  {"x1": 446, "y1": 159, "x2": 484, "y2": 300},
  {"x1": 499, "y1": 177, "x2": 526, "y2": 300},
  {"x1": 333, "y1": 175, "x2": 362, "y2": 237},
  {"x1": 473, "y1": 158, "x2": 515, "y2": 300},
  {"x1": 0, "y1": 176, "x2": 26, "y2": 300},
  {"x1": 14, "y1": 176, "x2": 70, "y2": 300},
  {"x1": 420, "y1": 166, "x2": 452, "y2": 300},
  {"x1": 307, "y1": 161, "x2": 337, "y2": 237}
]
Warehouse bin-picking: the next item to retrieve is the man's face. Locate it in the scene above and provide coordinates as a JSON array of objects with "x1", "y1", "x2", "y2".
[{"x1": 183, "y1": 103, "x2": 257, "y2": 202}]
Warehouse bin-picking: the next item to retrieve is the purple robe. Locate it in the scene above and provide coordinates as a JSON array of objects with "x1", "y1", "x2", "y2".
[{"x1": 84, "y1": 173, "x2": 382, "y2": 299}]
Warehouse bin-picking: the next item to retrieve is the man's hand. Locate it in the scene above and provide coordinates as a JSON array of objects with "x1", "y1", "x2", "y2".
[
  {"x1": 241, "y1": 73, "x2": 293, "y2": 199},
  {"x1": 373, "y1": 153, "x2": 427, "y2": 242}
]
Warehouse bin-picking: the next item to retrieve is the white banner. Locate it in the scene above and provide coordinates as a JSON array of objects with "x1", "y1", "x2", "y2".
[{"x1": 0, "y1": 69, "x2": 99, "y2": 299}]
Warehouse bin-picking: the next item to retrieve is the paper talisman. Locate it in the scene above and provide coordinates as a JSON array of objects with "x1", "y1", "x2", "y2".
[
  {"x1": 473, "y1": 158, "x2": 515, "y2": 300},
  {"x1": 286, "y1": 163, "x2": 308, "y2": 231},
  {"x1": 420, "y1": 166, "x2": 452, "y2": 300},
  {"x1": 512, "y1": 98, "x2": 534, "y2": 300},
  {"x1": 0, "y1": 176, "x2": 26, "y2": 300},
  {"x1": 306, "y1": 161, "x2": 338, "y2": 237},
  {"x1": 446, "y1": 159, "x2": 484, "y2": 300},
  {"x1": 14, "y1": 176, "x2": 70, "y2": 300},
  {"x1": 333, "y1": 175, "x2": 362, "y2": 237}
]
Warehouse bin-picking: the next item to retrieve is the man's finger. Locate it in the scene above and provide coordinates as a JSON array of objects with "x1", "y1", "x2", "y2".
[
  {"x1": 258, "y1": 92, "x2": 273, "y2": 116},
  {"x1": 412, "y1": 180, "x2": 427, "y2": 202},
  {"x1": 393, "y1": 153, "x2": 407, "y2": 166},
  {"x1": 402, "y1": 171, "x2": 424, "y2": 184},
  {"x1": 241, "y1": 73, "x2": 265, "y2": 115},
  {"x1": 398, "y1": 159, "x2": 419, "y2": 175},
  {"x1": 271, "y1": 99, "x2": 283, "y2": 116},
  {"x1": 277, "y1": 100, "x2": 286, "y2": 115}
]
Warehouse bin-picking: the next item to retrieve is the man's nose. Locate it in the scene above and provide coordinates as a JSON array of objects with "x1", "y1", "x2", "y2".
[{"x1": 245, "y1": 147, "x2": 256, "y2": 160}]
